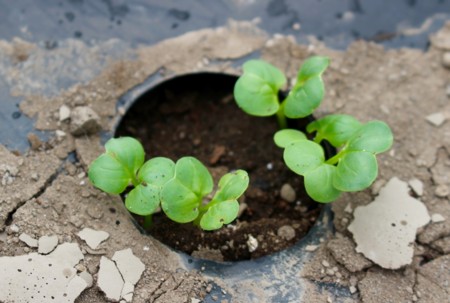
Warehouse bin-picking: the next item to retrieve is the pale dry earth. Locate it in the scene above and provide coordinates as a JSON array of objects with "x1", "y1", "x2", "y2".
[{"x1": 0, "y1": 20, "x2": 449, "y2": 302}]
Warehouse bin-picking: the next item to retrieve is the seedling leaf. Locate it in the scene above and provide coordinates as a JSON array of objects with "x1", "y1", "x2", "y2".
[
  {"x1": 283, "y1": 56, "x2": 329, "y2": 118},
  {"x1": 304, "y1": 164, "x2": 341, "y2": 203},
  {"x1": 307, "y1": 114, "x2": 363, "y2": 147},
  {"x1": 175, "y1": 157, "x2": 213, "y2": 197},
  {"x1": 213, "y1": 170, "x2": 249, "y2": 202},
  {"x1": 297, "y1": 56, "x2": 330, "y2": 83},
  {"x1": 105, "y1": 137, "x2": 145, "y2": 177},
  {"x1": 125, "y1": 184, "x2": 160, "y2": 216},
  {"x1": 161, "y1": 179, "x2": 200, "y2": 223},
  {"x1": 88, "y1": 137, "x2": 145, "y2": 194},
  {"x1": 333, "y1": 151, "x2": 378, "y2": 191},
  {"x1": 138, "y1": 157, "x2": 175, "y2": 185},
  {"x1": 234, "y1": 60, "x2": 286, "y2": 116},
  {"x1": 274, "y1": 129, "x2": 307, "y2": 148},
  {"x1": 200, "y1": 200, "x2": 239, "y2": 231},
  {"x1": 283, "y1": 140, "x2": 324, "y2": 175},
  {"x1": 346, "y1": 121, "x2": 393, "y2": 154},
  {"x1": 88, "y1": 153, "x2": 133, "y2": 194}
]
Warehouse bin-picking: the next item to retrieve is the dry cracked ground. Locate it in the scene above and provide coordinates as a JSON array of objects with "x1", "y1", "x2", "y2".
[{"x1": 0, "y1": 20, "x2": 449, "y2": 303}]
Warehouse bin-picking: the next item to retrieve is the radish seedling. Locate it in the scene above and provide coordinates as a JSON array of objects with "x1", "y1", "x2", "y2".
[
  {"x1": 234, "y1": 58, "x2": 393, "y2": 203},
  {"x1": 88, "y1": 137, "x2": 249, "y2": 231}
]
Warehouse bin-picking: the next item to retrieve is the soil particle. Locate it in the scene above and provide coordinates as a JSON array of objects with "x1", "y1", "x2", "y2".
[
  {"x1": 417, "y1": 254, "x2": 450, "y2": 293},
  {"x1": 434, "y1": 184, "x2": 449, "y2": 197},
  {"x1": 415, "y1": 274, "x2": 449, "y2": 303},
  {"x1": 27, "y1": 133, "x2": 43, "y2": 150},
  {"x1": 277, "y1": 225, "x2": 296, "y2": 241},
  {"x1": 280, "y1": 183, "x2": 296, "y2": 202},
  {"x1": 69, "y1": 106, "x2": 101, "y2": 136},
  {"x1": 59, "y1": 104, "x2": 71, "y2": 121},
  {"x1": 326, "y1": 237, "x2": 372, "y2": 273},
  {"x1": 408, "y1": 178, "x2": 424, "y2": 196},
  {"x1": 358, "y1": 268, "x2": 415, "y2": 303}
]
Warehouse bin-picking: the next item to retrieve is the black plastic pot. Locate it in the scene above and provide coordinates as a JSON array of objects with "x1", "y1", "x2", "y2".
[{"x1": 113, "y1": 73, "x2": 347, "y2": 302}]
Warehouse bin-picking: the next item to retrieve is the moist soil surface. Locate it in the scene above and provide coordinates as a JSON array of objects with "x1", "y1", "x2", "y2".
[{"x1": 116, "y1": 73, "x2": 322, "y2": 261}]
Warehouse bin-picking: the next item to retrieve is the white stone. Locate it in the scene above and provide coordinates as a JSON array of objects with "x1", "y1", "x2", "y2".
[
  {"x1": 49, "y1": 243, "x2": 84, "y2": 267},
  {"x1": 121, "y1": 282, "x2": 134, "y2": 302},
  {"x1": 112, "y1": 248, "x2": 145, "y2": 286},
  {"x1": 79, "y1": 271, "x2": 93, "y2": 288},
  {"x1": 9, "y1": 224, "x2": 19, "y2": 233},
  {"x1": 97, "y1": 256, "x2": 124, "y2": 302},
  {"x1": 19, "y1": 233, "x2": 38, "y2": 248},
  {"x1": 408, "y1": 178, "x2": 424, "y2": 196},
  {"x1": 77, "y1": 228, "x2": 109, "y2": 250},
  {"x1": 246, "y1": 234, "x2": 258, "y2": 252},
  {"x1": 191, "y1": 299, "x2": 201, "y2": 303},
  {"x1": 0, "y1": 244, "x2": 87, "y2": 303},
  {"x1": 348, "y1": 177, "x2": 430, "y2": 269},
  {"x1": 280, "y1": 183, "x2": 296, "y2": 202},
  {"x1": 59, "y1": 105, "x2": 71, "y2": 121},
  {"x1": 55, "y1": 130, "x2": 66, "y2": 138},
  {"x1": 38, "y1": 235, "x2": 59, "y2": 254},
  {"x1": 349, "y1": 286, "x2": 357, "y2": 294},
  {"x1": 442, "y1": 52, "x2": 450, "y2": 68},
  {"x1": 425, "y1": 112, "x2": 446, "y2": 127},
  {"x1": 431, "y1": 213, "x2": 446, "y2": 223},
  {"x1": 305, "y1": 245, "x2": 318, "y2": 252},
  {"x1": 67, "y1": 275, "x2": 88, "y2": 300}
]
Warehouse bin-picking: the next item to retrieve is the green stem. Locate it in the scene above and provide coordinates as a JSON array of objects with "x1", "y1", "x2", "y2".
[
  {"x1": 325, "y1": 151, "x2": 344, "y2": 165},
  {"x1": 143, "y1": 215, "x2": 153, "y2": 229},
  {"x1": 276, "y1": 102, "x2": 287, "y2": 129}
]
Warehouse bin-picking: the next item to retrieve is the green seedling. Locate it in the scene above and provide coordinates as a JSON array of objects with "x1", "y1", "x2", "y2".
[
  {"x1": 234, "y1": 58, "x2": 393, "y2": 203},
  {"x1": 234, "y1": 56, "x2": 329, "y2": 128},
  {"x1": 88, "y1": 137, "x2": 249, "y2": 231}
]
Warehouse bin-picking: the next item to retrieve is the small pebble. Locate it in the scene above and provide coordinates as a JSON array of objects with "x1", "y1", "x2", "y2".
[
  {"x1": 442, "y1": 52, "x2": 450, "y2": 68},
  {"x1": 426, "y1": 112, "x2": 446, "y2": 127},
  {"x1": 349, "y1": 286, "x2": 357, "y2": 294},
  {"x1": 280, "y1": 183, "x2": 296, "y2": 202},
  {"x1": 431, "y1": 213, "x2": 446, "y2": 223},
  {"x1": 247, "y1": 234, "x2": 258, "y2": 253},
  {"x1": 31, "y1": 173, "x2": 40, "y2": 181},
  {"x1": 321, "y1": 260, "x2": 330, "y2": 267},
  {"x1": 435, "y1": 184, "x2": 449, "y2": 197},
  {"x1": 277, "y1": 225, "x2": 296, "y2": 241},
  {"x1": 305, "y1": 245, "x2": 318, "y2": 252},
  {"x1": 59, "y1": 105, "x2": 71, "y2": 121},
  {"x1": 408, "y1": 178, "x2": 424, "y2": 196}
]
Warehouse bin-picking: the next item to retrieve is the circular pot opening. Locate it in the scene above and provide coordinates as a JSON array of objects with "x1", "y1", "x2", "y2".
[{"x1": 115, "y1": 73, "x2": 330, "y2": 261}]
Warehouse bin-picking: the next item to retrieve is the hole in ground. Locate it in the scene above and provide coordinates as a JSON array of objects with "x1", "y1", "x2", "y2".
[{"x1": 115, "y1": 73, "x2": 330, "y2": 261}]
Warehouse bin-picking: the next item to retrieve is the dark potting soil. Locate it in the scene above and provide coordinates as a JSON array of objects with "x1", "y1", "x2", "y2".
[{"x1": 115, "y1": 73, "x2": 322, "y2": 261}]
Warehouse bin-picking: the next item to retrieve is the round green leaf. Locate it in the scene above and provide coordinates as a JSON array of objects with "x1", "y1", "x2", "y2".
[
  {"x1": 88, "y1": 153, "x2": 132, "y2": 194},
  {"x1": 175, "y1": 157, "x2": 213, "y2": 197},
  {"x1": 274, "y1": 129, "x2": 307, "y2": 148},
  {"x1": 200, "y1": 200, "x2": 239, "y2": 231},
  {"x1": 306, "y1": 114, "x2": 363, "y2": 147},
  {"x1": 284, "y1": 76, "x2": 325, "y2": 118},
  {"x1": 161, "y1": 179, "x2": 200, "y2": 223},
  {"x1": 283, "y1": 140, "x2": 325, "y2": 175},
  {"x1": 304, "y1": 164, "x2": 341, "y2": 203},
  {"x1": 105, "y1": 137, "x2": 145, "y2": 177},
  {"x1": 234, "y1": 60, "x2": 286, "y2": 116},
  {"x1": 138, "y1": 157, "x2": 175, "y2": 186},
  {"x1": 125, "y1": 184, "x2": 160, "y2": 216},
  {"x1": 333, "y1": 151, "x2": 378, "y2": 192},
  {"x1": 297, "y1": 56, "x2": 330, "y2": 83},
  {"x1": 346, "y1": 121, "x2": 393, "y2": 154},
  {"x1": 213, "y1": 170, "x2": 249, "y2": 202}
]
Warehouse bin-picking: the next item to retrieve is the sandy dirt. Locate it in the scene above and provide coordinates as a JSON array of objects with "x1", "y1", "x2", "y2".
[{"x1": 0, "y1": 19, "x2": 449, "y2": 302}]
